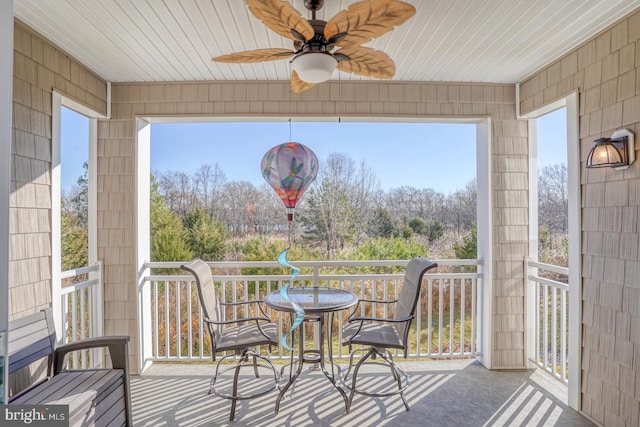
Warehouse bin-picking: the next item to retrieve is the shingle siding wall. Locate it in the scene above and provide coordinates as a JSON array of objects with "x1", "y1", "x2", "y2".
[
  {"x1": 106, "y1": 80, "x2": 527, "y2": 372},
  {"x1": 9, "y1": 20, "x2": 107, "y2": 396},
  {"x1": 520, "y1": 8, "x2": 640, "y2": 427},
  {"x1": 10, "y1": 21, "x2": 107, "y2": 321}
]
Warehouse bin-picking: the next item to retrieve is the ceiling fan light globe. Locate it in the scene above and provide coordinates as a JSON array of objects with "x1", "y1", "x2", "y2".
[{"x1": 292, "y1": 52, "x2": 337, "y2": 83}]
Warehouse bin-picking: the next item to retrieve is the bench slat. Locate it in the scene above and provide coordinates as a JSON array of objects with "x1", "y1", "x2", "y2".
[
  {"x1": 7, "y1": 310, "x2": 47, "y2": 330},
  {"x1": 81, "y1": 385, "x2": 126, "y2": 427},
  {"x1": 62, "y1": 372, "x2": 124, "y2": 426},
  {"x1": 8, "y1": 338, "x2": 53, "y2": 373},
  {"x1": 8, "y1": 310, "x2": 55, "y2": 374}
]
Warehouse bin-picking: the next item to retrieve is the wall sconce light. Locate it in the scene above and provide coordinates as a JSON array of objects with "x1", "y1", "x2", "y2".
[{"x1": 586, "y1": 129, "x2": 635, "y2": 170}]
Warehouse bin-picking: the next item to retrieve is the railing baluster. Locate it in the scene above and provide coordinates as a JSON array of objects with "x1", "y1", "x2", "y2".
[
  {"x1": 80, "y1": 290, "x2": 86, "y2": 368},
  {"x1": 460, "y1": 278, "x2": 466, "y2": 356},
  {"x1": 561, "y1": 288, "x2": 567, "y2": 382},
  {"x1": 543, "y1": 284, "x2": 549, "y2": 371},
  {"x1": 471, "y1": 277, "x2": 476, "y2": 355},
  {"x1": 154, "y1": 280, "x2": 159, "y2": 358},
  {"x1": 449, "y1": 278, "x2": 454, "y2": 356},
  {"x1": 416, "y1": 278, "x2": 422, "y2": 357},
  {"x1": 176, "y1": 280, "x2": 181, "y2": 358},
  {"x1": 277, "y1": 279, "x2": 284, "y2": 358},
  {"x1": 535, "y1": 281, "x2": 541, "y2": 365},
  {"x1": 187, "y1": 279, "x2": 193, "y2": 358},
  {"x1": 71, "y1": 292, "x2": 77, "y2": 369},
  {"x1": 428, "y1": 278, "x2": 433, "y2": 356},
  {"x1": 199, "y1": 303, "x2": 204, "y2": 359},
  {"x1": 551, "y1": 286, "x2": 557, "y2": 378},
  {"x1": 164, "y1": 279, "x2": 170, "y2": 357},
  {"x1": 438, "y1": 279, "x2": 443, "y2": 356}
]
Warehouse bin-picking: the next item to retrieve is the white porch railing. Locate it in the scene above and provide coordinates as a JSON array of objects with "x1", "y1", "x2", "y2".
[
  {"x1": 137, "y1": 259, "x2": 483, "y2": 367},
  {"x1": 526, "y1": 258, "x2": 569, "y2": 384},
  {"x1": 59, "y1": 261, "x2": 103, "y2": 368}
]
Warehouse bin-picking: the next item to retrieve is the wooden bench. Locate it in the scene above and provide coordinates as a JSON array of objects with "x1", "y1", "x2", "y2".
[{"x1": 7, "y1": 308, "x2": 132, "y2": 427}]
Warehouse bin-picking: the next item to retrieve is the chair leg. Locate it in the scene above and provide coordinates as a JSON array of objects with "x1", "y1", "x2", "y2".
[
  {"x1": 342, "y1": 347, "x2": 411, "y2": 412},
  {"x1": 229, "y1": 356, "x2": 244, "y2": 421},
  {"x1": 248, "y1": 349, "x2": 279, "y2": 384},
  {"x1": 209, "y1": 349, "x2": 279, "y2": 421},
  {"x1": 347, "y1": 347, "x2": 376, "y2": 412},
  {"x1": 386, "y1": 352, "x2": 399, "y2": 381},
  {"x1": 252, "y1": 353, "x2": 260, "y2": 378},
  {"x1": 210, "y1": 357, "x2": 226, "y2": 395},
  {"x1": 377, "y1": 350, "x2": 410, "y2": 411}
]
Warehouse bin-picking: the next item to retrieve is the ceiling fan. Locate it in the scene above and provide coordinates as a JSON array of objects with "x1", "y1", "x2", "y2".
[{"x1": 212, "y1": 0, "x2": 416, "y2": 93}]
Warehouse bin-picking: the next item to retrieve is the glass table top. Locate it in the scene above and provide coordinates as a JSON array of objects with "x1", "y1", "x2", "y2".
[{"x1": 264, "y1": 287, "x2": 358, "y2": 313}]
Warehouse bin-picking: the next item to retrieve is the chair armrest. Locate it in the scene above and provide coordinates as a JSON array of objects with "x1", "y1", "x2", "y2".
[
  {"x1": 53, "y1": 336, "x2": 130, "y2": 374},
  {"x1": 220, "y1": 299, "x2": 263, "y2": 307},
  {"x1": 357, "y1": 298, "x2": 397, "y2": 305},
  {"x1": 205, "y1": 316, "x2": 271, "y2": 326},
  {"x1": 347, "y1": 315, "x2": 413, "y2": 324},
  {"x1": 217, "y1": 300, "x2": 271, "y2": 318}
]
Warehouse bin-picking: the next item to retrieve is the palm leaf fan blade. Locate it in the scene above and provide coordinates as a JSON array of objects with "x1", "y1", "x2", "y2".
[
  {"x1": 291, "y1": 70, "x2": 317, "y2": 93},
  {"x1": 246, "y1": 0, "x2": 314, "y2": 41},
  {"x1": 213, "y1": 48, "x2": 294, "y2": 63},
  {"x1": 324, "y1": 0, "x2": 416, "y2": 47},
  {"x1": 337, "y1": 46, "x2": 395, "y2": 79}
]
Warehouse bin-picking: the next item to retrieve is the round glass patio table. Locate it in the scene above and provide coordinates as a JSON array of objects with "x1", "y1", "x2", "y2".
[{"x1": 264, "y1": 287, "x2": 358, "y2": 414}]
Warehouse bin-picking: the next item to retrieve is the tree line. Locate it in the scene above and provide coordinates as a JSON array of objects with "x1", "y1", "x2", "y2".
[
  {"x1": 152, "y1": 153, "x2": 479, "y2": 259},
  {"x1": 61, "y1": 158, "x2": 568, "y2": 268}
]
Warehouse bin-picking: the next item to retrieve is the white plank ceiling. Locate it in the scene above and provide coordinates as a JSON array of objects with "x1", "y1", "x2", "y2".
[{"x1": 13, "y1": 0, "x2": 640, "y2": 84}]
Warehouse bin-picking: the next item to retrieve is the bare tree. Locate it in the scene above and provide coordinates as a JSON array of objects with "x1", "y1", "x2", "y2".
[
  {"x1": 448, "y1": 179, "x2": 477, "y2": 232},
  {"x1": 155, "y1": 171, "x2": 197, "y2": 219},
  {"x1": 193, "y1": 164, "x2": 227, "y2": 220},
  {"x1": 538, "y1": 163, "x2": 568, "y2": 233},
  {"x1": 300, "y1": 153, "x2": 379, "y2": 258},
  {"x1": 348, "y1": 159, "x2": 382, "y2": 244},
  {"x1": 221, "y1": 181, "x2": 261, "y2": 236}
]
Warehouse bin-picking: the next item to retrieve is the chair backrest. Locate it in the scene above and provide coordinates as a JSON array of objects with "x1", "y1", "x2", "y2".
[
  {"x1": 393, "y1": 257, "x2": 438, "y2": 354},
  {"x1": 181, "y1": 259, "x2": 223, "y2": 345}
]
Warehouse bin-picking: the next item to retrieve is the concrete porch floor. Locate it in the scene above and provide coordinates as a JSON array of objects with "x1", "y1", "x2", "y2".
[{"x1": 130, "y1": 359, "x2": 595, "y2": 427}]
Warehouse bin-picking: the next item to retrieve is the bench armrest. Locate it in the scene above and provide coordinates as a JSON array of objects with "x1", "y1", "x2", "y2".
[{"x1": 53, "y1": 336, "x2": 130, "y2": 375}]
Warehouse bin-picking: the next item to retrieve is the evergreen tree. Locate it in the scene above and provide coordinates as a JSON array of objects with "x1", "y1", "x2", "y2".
[
  {"x1": 184, "y1": 208, "x2": 227, "y2": 261},
  {"x1": 150, "y1": 176, "x2": 193, "y2": 266},
  {"x1": 408, "y1": 217, "x2": 427, "y2": 235},
  {"x1": 453, "y1": 226, "x2": 477, "y2": 259},
  {"x1": 369, "y1": 207, "x2": 398, "y2": 238},
  {"x1": 425, "y1": 219, "x2": 445, "y2": 243}
]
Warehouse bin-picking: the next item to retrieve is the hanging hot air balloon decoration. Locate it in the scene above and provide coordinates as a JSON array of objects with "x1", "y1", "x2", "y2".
[
  {"x1": 261, "y1": 141, "x2": 319, "y2": 232},
  {"x1": 261, "y1": 141, "x2": 318, "y2": 350}
]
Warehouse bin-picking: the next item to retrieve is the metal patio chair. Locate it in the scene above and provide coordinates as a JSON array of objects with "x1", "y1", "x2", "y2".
[
  {"x1": 181, "y1": 258, "x2": 279, "y2": 421},
  {"x1": 341, "y1": 256, "x2": 438, "y2": 411}
]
